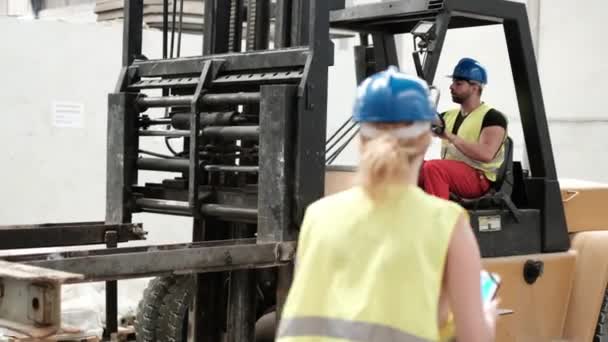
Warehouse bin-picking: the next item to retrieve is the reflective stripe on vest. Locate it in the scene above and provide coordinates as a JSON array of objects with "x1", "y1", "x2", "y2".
[
  {"x1": 441, "y1": 103, "x2": 505, "y2": 182},
  {"x1": 278, "y1": 316, "x2": 431, "y2": 342}
]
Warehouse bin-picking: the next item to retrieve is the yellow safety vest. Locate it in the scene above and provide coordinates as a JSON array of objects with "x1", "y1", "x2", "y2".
[
  {"x1": 441, "y1": 103, "x2": 505, "y2": 182},
  {"x1": 277, "y1": 186, "x2": 463, "y2": 342}
]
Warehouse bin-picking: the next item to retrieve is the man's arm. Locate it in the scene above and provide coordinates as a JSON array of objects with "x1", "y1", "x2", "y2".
[
  {"x1": 445, "y1": 126, "x2": 505, "y2": 163},
  {"x1": 443, "y1": 109, "x2": 507, "y2": 162}
]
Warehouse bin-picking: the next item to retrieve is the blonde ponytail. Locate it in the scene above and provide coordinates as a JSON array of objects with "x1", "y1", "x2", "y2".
[{"x1": 358, "y1": 124, "x2": 431, "y2": 200}]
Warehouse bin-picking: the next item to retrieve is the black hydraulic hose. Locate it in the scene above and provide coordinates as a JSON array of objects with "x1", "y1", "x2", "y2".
[
  {"x1": 326, "y1": 127, "x2": 359, "y2": 165},
  {"x1": 326, "y1": 117, "x2": 352, "y2": 145},
  {"x1": 139, "y1": 149, "x2": 177, "y2": 159},
  {"x1": 326, "y1": 120, "x2": 357, "y2": 154}
]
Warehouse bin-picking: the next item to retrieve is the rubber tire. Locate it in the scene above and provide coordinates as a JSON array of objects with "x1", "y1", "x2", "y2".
[
  {"x1": 595, "y1": 287, "x2": 608, "y2": 342},
  {"x1": 135, "y1": 276, "x2": 178, "y2": 342},
  {"x1": 156, "y1": 275, "x2": 196, "y2": 342}
]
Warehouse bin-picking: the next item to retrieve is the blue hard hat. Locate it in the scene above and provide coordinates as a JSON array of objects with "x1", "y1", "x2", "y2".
[
  {"x1": 352, "y1": 66, "x2": 436, "y2": 123},
  {"x1": 448, "y1": 58, "x2": 488, "y2": 85}
]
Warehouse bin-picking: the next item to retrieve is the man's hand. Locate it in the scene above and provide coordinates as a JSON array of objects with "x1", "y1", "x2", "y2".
[
  {"x1": 431, "y1": 114, "x2": 446, "y2": 137},
  {"x1": 441, "y1": 131, "x2": 456, "y2": 142}
]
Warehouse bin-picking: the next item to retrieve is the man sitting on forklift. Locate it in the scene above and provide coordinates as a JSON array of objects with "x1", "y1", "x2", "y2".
[{"x1": 419, "y1": 57, "x2": 508, "y2": 200}]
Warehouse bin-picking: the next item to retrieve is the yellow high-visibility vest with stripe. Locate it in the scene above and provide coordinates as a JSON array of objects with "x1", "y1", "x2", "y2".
[
  {"x1": 277, "y1": 186, "x2": 464, "y2": 342},
  {"x1": 441, "y1": 103, "x2": 505, "y2": 182}
]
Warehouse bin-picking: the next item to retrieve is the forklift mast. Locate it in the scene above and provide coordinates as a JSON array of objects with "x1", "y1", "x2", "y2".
[{"x1": 106, "y1": 0, "x2": 333, "y2": 339}]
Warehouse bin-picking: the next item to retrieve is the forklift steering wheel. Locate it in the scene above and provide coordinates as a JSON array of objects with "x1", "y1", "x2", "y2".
[{"x1": 431, "y1": 113, "x2": 445, "y2": 136}]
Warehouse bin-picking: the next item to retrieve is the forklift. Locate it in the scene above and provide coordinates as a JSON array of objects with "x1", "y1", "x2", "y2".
[{"x1": 0, "y1": 0, "x2": 608, "y2": 342}]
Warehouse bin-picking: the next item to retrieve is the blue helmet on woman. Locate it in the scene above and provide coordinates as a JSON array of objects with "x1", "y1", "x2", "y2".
[{"x1": 352, "y1": 66, "x2": 436, "y2": 123}]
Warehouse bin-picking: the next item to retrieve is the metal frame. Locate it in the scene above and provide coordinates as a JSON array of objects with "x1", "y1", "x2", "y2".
[
  {"x1": 2, "y1": 240, "x2": 295, "y2": 283},
  {"x1": 0, "y1": 222, "x2": 144, "y2": 249}
]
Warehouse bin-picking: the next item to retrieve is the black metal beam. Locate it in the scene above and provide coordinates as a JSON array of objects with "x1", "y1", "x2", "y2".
[
  {"x1": 329, "y1": 0, "x2": 502, "y2": 34},
  {"x1": 1, "y1": 240, "x2": 296, "y2": 283},
  {"x1": 163, "y1": 0, "x2": 169, "y2": 59},
  {"x1": 329, "y1": 0, "x2": 345, "y2": 11},
  {"x1": 189, "y1": 61, "x2": 214, "y2": 218},
  {"x1": 493, "y1": 2, "x2": 567, "y2": 253},
  {"x1": 329, "y1": 0, "x2": 431, "y2": 32},
  {"x1": 290, "y1": 0, "x2": 309, "y2": 46},
  {"x1": 226, "y1": 224, "x2": 257, "y2": 342},
  {"x1": 293, "y1": 0, "x2": 330, "y2": 223},
  {"x1": 0, "y1": 223, "x2": 144, "y2": 249},
  {"x1": 422, "y1": 12, "x2": 450, "y2": 84},
  {"x1": 274, "y1": 0, "x2": 292, "y2": 48},
  {"x1": 247, "y1": 0, "x2": 271, "y2": 51},
  {"x1": 353, "y1": 40, "x2": 374, "y2": 85},
  {"x1": 258, "y1": 85, "x2": 296, "y2": 242},
  {"x1": 444, "y1": 0, "x2": 519, "y2": 19},
  {"x1": 371, "y1": 33, "x2": 399, "y2": 71},
  {"x1": 276, "y1": 264, "x2": 294, "y2": 331},
  {"x1": 122, "y1": 0, "x2": 143, "y2": 66},
  {"x1": 110, "y1": 1, "x2": 142, "y2": 327},
  {"x1": 133, "y1": 48, "x2": 309, "y2": 77},
  {"x1": 192, "y1": 218, "x2": 229, "y2": 342},
  {"x1": 500, "y1": 6, "x2": 556, "y2": 180},
  {"x1": 106, "y1": 93, "x2": 139, "y2": 225},
  {"x1": 203, "y1": 0, "x2": 232, "y2": 54},
  {"x1": 105, "y1": 230, "x2": 119, "y2": 339}
]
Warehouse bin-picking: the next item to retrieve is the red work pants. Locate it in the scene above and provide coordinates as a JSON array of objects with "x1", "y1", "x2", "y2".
[{"x1": 418, "y1": 159, "x2": 491, "y2": 200}]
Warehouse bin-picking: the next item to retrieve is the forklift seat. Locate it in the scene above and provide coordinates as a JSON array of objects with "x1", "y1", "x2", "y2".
[{"x1": 450, "y1": 136, "x2": 515, "y2": 210}]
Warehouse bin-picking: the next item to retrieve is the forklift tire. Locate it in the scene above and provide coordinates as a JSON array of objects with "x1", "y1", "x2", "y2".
[
  {"x1": 135, "y1": 276, "x2": 178, "y2": 342},
  {"x1": 595, "y1": 287, "x2": 608, "y2": 342},
  {"x1": 155, "y1": 275, "x2": 196, "y2": 342}
]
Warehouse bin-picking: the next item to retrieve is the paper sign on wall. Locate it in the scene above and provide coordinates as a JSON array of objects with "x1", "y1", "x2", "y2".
[{"x1": 52, "y1": 101, "x2": 84, "y2": 128}]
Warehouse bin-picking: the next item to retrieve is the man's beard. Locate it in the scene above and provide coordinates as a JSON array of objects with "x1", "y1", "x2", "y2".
[{"x1": 451, "y1": 94, "x2": 465, "y2": 104}]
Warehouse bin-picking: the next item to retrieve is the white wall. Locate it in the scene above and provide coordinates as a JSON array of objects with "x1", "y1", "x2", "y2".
[
  {"x1": 0, "y1": 17, "x2": 201, "y2": 248},
  {"x1": 536, "y1": 0, "x2": 608, "y2": 181},
  {"x1": 0, "y1": 16, "x2": 206, "y2": 322},
  {"x1": 0, "y1": 0, "x2": 32, "y2": 16}
]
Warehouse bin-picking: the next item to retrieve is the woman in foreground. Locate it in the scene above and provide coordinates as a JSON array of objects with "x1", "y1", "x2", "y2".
[{"x1": 276, "y1": 67, "x2": 497, "y2": 342}]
